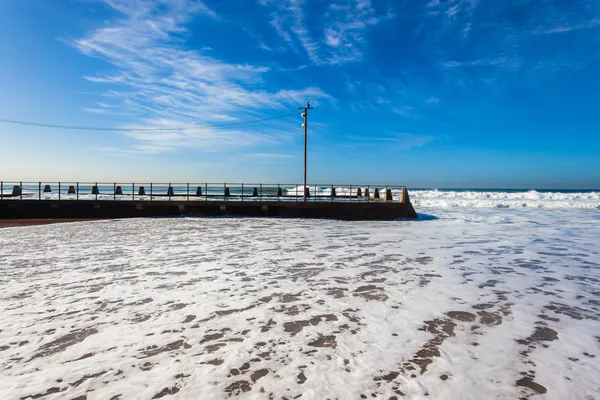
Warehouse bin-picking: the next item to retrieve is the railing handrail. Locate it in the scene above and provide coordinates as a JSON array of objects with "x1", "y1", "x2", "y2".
[{"x1": 0, "y1": 181, "x2": 409, "y2": 203}]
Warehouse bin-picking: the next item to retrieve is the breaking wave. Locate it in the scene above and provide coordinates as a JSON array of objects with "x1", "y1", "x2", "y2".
[{"x1": 410, "y1": 189, "x2": 600, "y2": 209}]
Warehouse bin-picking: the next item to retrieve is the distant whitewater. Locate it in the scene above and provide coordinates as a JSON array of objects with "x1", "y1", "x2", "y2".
[
  {"x1": 410, "y1": 189, "x2": 600, "y2": 209},
  {"x1": 287, "y1": 187, "x2": 599, "y2": 209}
]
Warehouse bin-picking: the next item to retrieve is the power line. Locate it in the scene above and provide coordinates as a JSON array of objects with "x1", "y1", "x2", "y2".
[{"x1": 0, "y1": 112, "x2": 298, "y2": 132}]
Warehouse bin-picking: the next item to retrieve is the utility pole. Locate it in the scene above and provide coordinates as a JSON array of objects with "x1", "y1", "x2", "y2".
[{"x1": 299, "y1": 101, "x2": 313, "y2": 202}]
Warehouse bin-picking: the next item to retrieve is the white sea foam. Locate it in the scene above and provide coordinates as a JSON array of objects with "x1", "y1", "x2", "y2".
[
  {"x1": 286, "y1": 187, "x2": 600, "y2": 209},
  {"x1": 410, "y1": 189, "x2": 600, "y2": 209},
  {"x1": 0, "y1": 209, "x2": 599, "y2": 399}
]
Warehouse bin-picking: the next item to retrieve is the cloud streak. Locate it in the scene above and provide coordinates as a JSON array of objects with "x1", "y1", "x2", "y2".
[
  {"x1": 414, "y1": 0, "x2": 600, "y2": 87},
  {"x1": 73, "y1": 0, "x2": 332, "y2": 154},
  {"x1": 260, "y1": 0, "x2": 393, "y2": 65},
  {"x1": 347, "y1": 133, "x2": 437, "y2": 150},
  {"x1": 536, "y1": 19, "x2": 600, "y2": 35}
]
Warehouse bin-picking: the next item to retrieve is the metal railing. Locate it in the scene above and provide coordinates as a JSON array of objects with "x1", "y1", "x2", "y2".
[{"x1": 0, "y1": 181, "x2": 408, "y2": 203}]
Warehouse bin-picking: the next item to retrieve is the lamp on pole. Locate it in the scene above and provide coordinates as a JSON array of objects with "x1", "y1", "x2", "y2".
[{"x1": 299, "y1": 101, "x2": 313, "y2": 202}]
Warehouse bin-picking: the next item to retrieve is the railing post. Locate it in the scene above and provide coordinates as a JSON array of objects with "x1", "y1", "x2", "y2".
[
  {"x1": 168, "y1": 183, "x2": 171, "y2": 201},
  {"x1": 260, "y1": 183, "x2": 262, "y2": 202},
  {"x1": 278, "y1": 184, "x2": 280, "y2": 202},
  {"x1": 1, "y1": 181, "x2": 3, "y2": 200},
  {"x1": 367, "y1": 185, "x2": 370, "y2": 202},
  {"x1": 132, "y1": 183, "x2": 135, "y2": 201},
  {"x1": 350, "y1": 184, "x2": 353, "y2": 203},
  {"x1": 95, "y1": 182, "x2": 98, "y2": 200},
  {"x1": 150, "y1": 183, "x2": 153, "y2": 201},
  {"x1": 58, "y1": 182, "x2": 61, "y2": 201},
  {"x1": 224, "y1": 183, "x2": 226, "y2": 201},
  {"x1": 76, "y1": 182, "x2": 79, "y2": 200},
  {"x1": 20, "y1": 181, "x2": 22, "y2": 200},
  {"x1": 205, "y1": 183, "x2": 208, "y2": 202},
  {"x1": 241, "y1": 183, "x2": 244, "y2": 202},
  {"x1": 38, "y1": 181, "x2": 41, "y2": 200},
  {"x1": 187, "y1": 183, "x2": 189, "y2": 201}
]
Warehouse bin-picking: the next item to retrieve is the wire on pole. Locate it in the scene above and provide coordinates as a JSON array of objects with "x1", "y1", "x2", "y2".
[{"x1": 0, "y1": 113, "x2": 299, "y2": 132}]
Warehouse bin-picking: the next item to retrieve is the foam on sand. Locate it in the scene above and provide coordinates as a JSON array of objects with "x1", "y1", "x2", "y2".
[{"x1": 0, "y1": 208, "x2": 599, "y2": 399}]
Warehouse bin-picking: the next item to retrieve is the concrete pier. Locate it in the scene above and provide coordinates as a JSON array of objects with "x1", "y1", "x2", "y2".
[
  {"x1": 0, "y1": 198, "x2": 418, "y2": 221},
  {"x1": 43, "y1": 185, "x2": 52, "y2": 193},
  {"x1": 139, "y1": 186, "x2": 146, "y2": 196},
  {"x1": 68, "y1": 186, "x2": 76, "y2": 194},
  {"x1": 167, "y1": 186, "x2": 175, "y2": 197},
  {"x1": 115, "y1": 186, "x2": 123, "y2": 195},
  {"x1": 356, "y1": 188, "x2": 362, "y2": 197},
  {"x1": 92, "y1": 186, "x2": 100, "y2": 195},
  {"x1": 12, "y1": 185, "x2": 21, "y2": 196},
  {"x1": 252, "y1": 187, "x2": 259, "y2": 197},
  {"x1": 373, "y1": 188, "x2": 380, "y2": 199},
  {"x1": 196, "y1": 187, "x2": 203, "y2": 196}
]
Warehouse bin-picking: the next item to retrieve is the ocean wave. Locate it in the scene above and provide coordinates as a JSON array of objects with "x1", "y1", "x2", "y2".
[
  {"x1": 285, "y1": 187, "x2": 600, "y2": 209},
  {"x1": 410, "y1": 189, "x2": 600, "y2": 209}
]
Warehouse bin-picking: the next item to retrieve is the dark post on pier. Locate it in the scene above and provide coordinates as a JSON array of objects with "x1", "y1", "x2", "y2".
[{"x1": 299, "y1": 102, "x2": 313, "y2": 202}]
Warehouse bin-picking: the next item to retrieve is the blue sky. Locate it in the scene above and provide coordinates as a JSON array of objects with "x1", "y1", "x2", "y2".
[{"x1": 1, "y1": 0, "x2": 599, "y2": 188}]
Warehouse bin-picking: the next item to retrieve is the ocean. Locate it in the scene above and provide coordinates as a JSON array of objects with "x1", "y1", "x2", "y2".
[{"x1": 0, "y1": 190, "x2": 598, "y2": 399}]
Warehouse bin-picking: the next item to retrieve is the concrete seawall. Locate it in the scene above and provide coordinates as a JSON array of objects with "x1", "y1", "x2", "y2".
[{"x1": 0, "y1": 200, "x2": 418, "y2": 221}]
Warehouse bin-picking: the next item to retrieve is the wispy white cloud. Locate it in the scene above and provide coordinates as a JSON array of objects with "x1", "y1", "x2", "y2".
[
  {"x1": 391, "y1": 105, "x2": 417, "y2": 118},
  {"x1": 324, "y1": 28, "x2": 341, "y2": 47},
  {"x1": 443, "y1": 57, "x2": 521, "y2": 69},
  {"x1": 372, "y1": 133, "x2": 437, "y2": 150},
  {"x1": 420, "y1": 0, "x2": 600, "y2": 85},
  {"x1": 535, "y1": 19, "x2": 600, "y2": 35},
  {"x1": 442, "y1": 56, "x2": 523, "y2": 75},
  {"x1": 244, "y1": 153, "x2": 297, "y2": 159},
  {"x1": 97, "y1": 146, "x2": 157, "y2": 155},
  {"x1": 97, "y1": 102, "x2": 117, "y2": 108},
  {"x1": 260, "y1": 0, "x2": 393, "y2": 65},
  {"x1": 73, "y1": 0, "x2": 333, "y2": 154},
  {"x1": 83, "y1": 106, "x2": 129, "y2": 116},
  {"x1": 83, "y1": 107, "x2": 111, "y2": 114},
  {"x1": 259, "y1": 41, "x2": 274, "y2": 51},
  {"x1": 348, "y1": 132, "x2": 437, "y2": 150}
]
